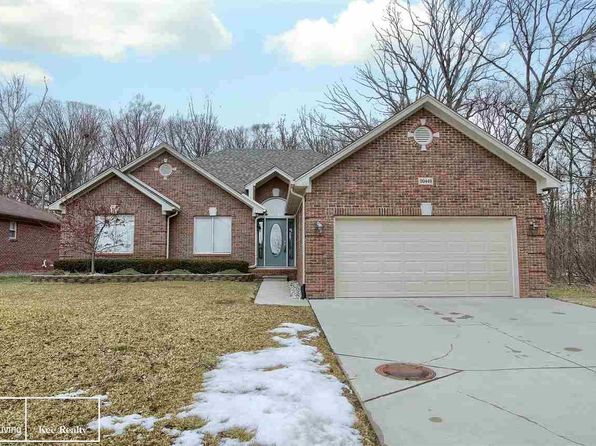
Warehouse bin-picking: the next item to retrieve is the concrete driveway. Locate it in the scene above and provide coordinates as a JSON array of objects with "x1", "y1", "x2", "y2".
[{"x1": 310, "y1": 298, "x2": 596, "y2": 446}]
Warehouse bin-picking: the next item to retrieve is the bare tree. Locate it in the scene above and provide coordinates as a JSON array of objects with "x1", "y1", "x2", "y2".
[
  {"x1": 297, "y1": 107, "x2": 341, "y2": 155},
  {"x1": 0, "y1": 75, "x2": 48, "y2": 203},
  {"x1": 483, "y1": 0, "x2": 595, "y2": 161},
  {"x1": 109, "y1": 94, "x2": 164, "y2": 166},
  {"x1": 164, "y1": 98, "x2": 220, "y2": 158},
  {"x1": 60, "y1": 199, "x2": 127, "y2": 274},
  {"x1": 321, "y1": 0, "x2": 506, "y2": 142},
  {"x1": 34, "y1": 100, "x2": 109, "y2": 201},
  {"x1": 276, "y1": 116, "x2": 301, "y2": 151},
  {"x1": 219, "y1": 126, "x2": 252, "y2": 151}
]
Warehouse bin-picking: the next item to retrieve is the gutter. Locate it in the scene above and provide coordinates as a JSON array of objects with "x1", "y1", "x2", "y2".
[{"x1": 165, "y1": 210, "x2": 179, "y2": 259}]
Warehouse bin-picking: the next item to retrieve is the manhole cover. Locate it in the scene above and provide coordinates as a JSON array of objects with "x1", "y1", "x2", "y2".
[{"x1": 375, "y1": 363, "x2": 436, "y2": 381}]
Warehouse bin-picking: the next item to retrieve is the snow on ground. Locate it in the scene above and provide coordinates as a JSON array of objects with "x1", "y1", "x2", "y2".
[
  {"x1": 53, "y1": 390, "x2": 87, "y2": 398},
  {"x1": 88, "y1": 414, "x2": 160, "y2": 435},
  {"x1": 53, "y1": 390, "x2": 110, "y2": 406},
  {"x1": 88, "y1": 323, "x2": 361, "y2": 446}
]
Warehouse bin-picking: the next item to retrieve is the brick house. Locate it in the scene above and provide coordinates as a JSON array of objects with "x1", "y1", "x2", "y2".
[
  {"x1": 49, "y1": 96, "x2": 561, "y2": 298},
  {"x1": 0, "y1": 196, "x2": 60, "y2": 273}
]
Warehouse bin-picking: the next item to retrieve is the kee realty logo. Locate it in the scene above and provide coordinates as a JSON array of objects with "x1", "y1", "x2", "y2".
[{"x1": 0, "y1": 396, "x2": 101, "y2": 443}]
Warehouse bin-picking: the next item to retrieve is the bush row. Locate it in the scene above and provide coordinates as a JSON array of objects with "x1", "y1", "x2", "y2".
[{"x1": 53, "y1": 259, "x2": 249, "y2": 275}]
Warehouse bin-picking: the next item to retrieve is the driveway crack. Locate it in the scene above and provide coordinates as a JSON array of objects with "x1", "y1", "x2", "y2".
[
  {"x1": 424, "y1": 343, "x2": 454, "y2": 364},
  {"x1": 363, "y1": 370, "x2": 463, "y2": 403},
  {"x1": 462, "y1": 392, "x2": 585, "y2": 445},
  {"x1": 480, "y1": 322, "x2": 596, "y2": 375}
]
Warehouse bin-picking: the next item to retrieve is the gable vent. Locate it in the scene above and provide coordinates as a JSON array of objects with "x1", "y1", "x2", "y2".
[
  {"x1": 413, "y1": 126, "x2": 433, "y2": 146},
  {"x1": 407, "y1": 119, "x2": 439, "y2": 151}
]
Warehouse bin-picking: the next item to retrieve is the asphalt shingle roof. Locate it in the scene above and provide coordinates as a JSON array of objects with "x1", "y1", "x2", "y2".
[
  {"x1": 195, "y1": 149, "x2": 328, "y2": 192},
  {"x1": 0, "y1": 196, "x2": 60, "y2": 224}
]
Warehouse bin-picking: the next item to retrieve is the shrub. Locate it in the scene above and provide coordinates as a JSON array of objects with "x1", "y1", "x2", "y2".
[
  {"x1": 216, "y1": 269, "x2": 244, "y2": 275},
  {"x1": 111, "y1": 268, "x2": 143, "y2": 276},
  {"x1": 54, "y1": 259, "x2": 249, "y2": 275},
  {"x1": 162, "y1": 269, "x2": 192, "y2": 275}
]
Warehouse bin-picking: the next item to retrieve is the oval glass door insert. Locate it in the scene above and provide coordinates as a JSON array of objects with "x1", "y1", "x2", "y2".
[{"x1": 270, "y1": 224, "x2": 283, "y2": 256}]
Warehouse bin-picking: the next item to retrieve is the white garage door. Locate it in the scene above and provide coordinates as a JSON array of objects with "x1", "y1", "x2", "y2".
[{"x1": 335, "y1": 218, "x2": 518, "y2": 298}]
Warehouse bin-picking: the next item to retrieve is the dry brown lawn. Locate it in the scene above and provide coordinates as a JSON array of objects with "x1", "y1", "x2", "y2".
[
  {"x1": 548, "y1": 284, "x2": 596, "y2": 309},
  {"x1": 0, "y1": 278, "x2": 378, "y2": 445}
]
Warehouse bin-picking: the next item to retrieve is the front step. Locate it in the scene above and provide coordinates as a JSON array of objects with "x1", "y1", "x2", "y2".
[{"x1": 262, "y1": 275, "x2": 288, "y2": 281}]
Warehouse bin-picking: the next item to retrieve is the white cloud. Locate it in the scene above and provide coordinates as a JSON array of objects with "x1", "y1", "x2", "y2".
[
  {"x1": 0, "y1": 61, "x2": 52, "y2": 85},
  {"x1": 265, "y1": 0, "x2": 391, "y2": 67},
  {"x1": 0, "y1": 0, "x2": 232, "y2": 61}
]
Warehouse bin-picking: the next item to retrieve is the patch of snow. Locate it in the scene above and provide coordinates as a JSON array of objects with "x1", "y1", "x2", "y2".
[
  {"x1": 269, "y1": 322, "x2": 319, "y2": 336},
  {"x1": 172, "y1": 429, "x2": 205, "y2": 446},
  {"x1": 53, "y1": 390, "x2": 87, "y2": 398},
  {"x1": 219, "y1": 439, "x2": 250, "y2": 446},
  {"x1": 177, "y1": 323, "x2": 361, "y2": 446},
  {"x1": 162, "y1": 427, "x2": 181, "y2": 437},
  {"x1": 53, "y1": 390, "x2": 110, "y2": 406},
  {"x1": 88, "y1": 414, "x2": 159, "y2": 435},
  {"x1": 84, "y1": 322, "x2": 360, "y2": 445}
]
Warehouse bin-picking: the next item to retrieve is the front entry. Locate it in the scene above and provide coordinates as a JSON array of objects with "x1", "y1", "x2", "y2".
[
  {"x1": 257, "y1": 218, "x2": 295, "y2": 267},
  {"x1": 265, "y1": 218, "x2": 287, "y2": 267}
]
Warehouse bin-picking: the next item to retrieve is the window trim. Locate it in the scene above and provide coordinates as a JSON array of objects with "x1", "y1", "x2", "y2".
[
  {"x1": 8, "y1": 221, "x2": 17, "y2": 240},
  {"x1": 95, "y1": 214, "x2": 135, "y2": 254},
  {"x1": 193, "y1": 216, "x2": 232, "y2": 255}
]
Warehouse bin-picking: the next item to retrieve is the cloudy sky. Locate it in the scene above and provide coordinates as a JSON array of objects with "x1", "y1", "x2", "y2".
[{"x1": 0, "y1": 0, "x2": 391, "y2": 126}]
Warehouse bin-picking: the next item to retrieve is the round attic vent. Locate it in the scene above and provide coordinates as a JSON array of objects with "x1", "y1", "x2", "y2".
[
  {"x1": 413, "y1": 125, "x2": 434, "y2": 146},
  {"x1": 159, "y1": 162, "x2": 173, "y2": 177}
]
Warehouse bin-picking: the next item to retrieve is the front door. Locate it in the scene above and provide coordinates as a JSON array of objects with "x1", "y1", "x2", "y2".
[{"x1": 265, "y1": 218, "x2": 287, "y2": 267}]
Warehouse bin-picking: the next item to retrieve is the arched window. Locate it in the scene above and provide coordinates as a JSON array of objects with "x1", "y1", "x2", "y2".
[{"x1": 263, "y1": 198, "x2": 286, "y2": 217}]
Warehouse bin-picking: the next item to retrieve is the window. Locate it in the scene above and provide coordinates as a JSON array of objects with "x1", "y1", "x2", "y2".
[
  {"x1": 95, "y1": 215, "x2": 134, "y2": 254},
  {"x1": 194, "y1": 217, "x2": 232, "y2": 254},
  {"x1": 8, "y1": 221, "x2": 17, "y2": 240},
  {"x1": 263, "y1": 198, "x2": 286, "y2": 217}
]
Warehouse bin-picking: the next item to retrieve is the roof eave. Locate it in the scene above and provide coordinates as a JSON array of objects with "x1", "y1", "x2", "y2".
[
  {"x1": 245, "y1": 167, "x2": 294, "y2": 189},
  {"x1": 294, "y1": 95, "x2": 562, "y2": 193},
  {"x1": 123, "y1": 144, "x2": 266, "y2": 214},
  {"x1": 47, "y1": 168, "x2": 181, "y2": 215}
]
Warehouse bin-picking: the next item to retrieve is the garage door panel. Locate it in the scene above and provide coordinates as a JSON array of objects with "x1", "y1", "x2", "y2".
[{"x1": 335, "y1": 218, "x2": 516, "y2": 298}]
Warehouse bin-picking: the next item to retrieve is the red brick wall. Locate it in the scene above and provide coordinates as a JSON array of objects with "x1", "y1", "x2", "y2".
[
  {"x1": 132, "y1": 154, "x2": 255, "y2": 264},
  {"x1": 255, "y1": 177, "x2": 289, "y2": 204},
  {"x1": 60, "y1": 176, "x2": 167, "y2": 259},
  {"x1": 0, "y1": 219, "x2": 59, "y2": 272},
  {"x1": 303, "y1": 109, "x2": 547, "y2": 298}
]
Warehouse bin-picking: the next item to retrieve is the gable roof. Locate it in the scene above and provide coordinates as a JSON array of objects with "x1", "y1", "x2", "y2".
[
  {"x1": 121, "y1": 144, "x2": 266, "y2": 213},
  {"x1": 195, "y1": 149, "x2": 328, "y2": 193},
  {"x1": 294, "y1": 95, "x2": 562, "y2": 193},
  {"x1": 47, "y1": 168, "x2": 180, "y2": 214},
  {"x1": 0, "y1": 196, "x2": 60, "y2": 224}
]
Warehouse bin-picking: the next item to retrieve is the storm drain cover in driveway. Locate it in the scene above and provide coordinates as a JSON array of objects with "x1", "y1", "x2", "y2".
[{"x1": 375, "y1": 363, "x2": 436, "y2": 381}]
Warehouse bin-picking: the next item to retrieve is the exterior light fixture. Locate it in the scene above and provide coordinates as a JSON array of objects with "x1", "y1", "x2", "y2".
[
  {"x1": 315, "y1": 220, "x2": 324, "y2": 234},
  {"x1": 529, "y1": 221, "x2": 539, "y2": 236}
]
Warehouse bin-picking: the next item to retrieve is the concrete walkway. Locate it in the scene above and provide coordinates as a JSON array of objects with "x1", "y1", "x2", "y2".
[
  {"x1": 255, "y1": 278, "x2": 309, "y2": 306},
  {"x1": 311, "y1": 297, "x2": 596, "y2": 446}
]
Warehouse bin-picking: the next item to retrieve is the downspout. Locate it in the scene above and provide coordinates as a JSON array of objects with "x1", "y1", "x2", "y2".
[
  {"x1": 165, "y1": 210, "x2": 179, "y2": 259},
  {"x1": 288, "y1": 186, "x2": 306, "y2": 285}
]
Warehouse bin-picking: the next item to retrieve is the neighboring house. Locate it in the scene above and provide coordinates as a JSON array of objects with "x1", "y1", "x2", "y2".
[
  {"x1": 49, "y1": 96, "x2": 561, "y2": 298},
  {"x1": 0, "y1": 196, "x2": 60, "y2": 273}
]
